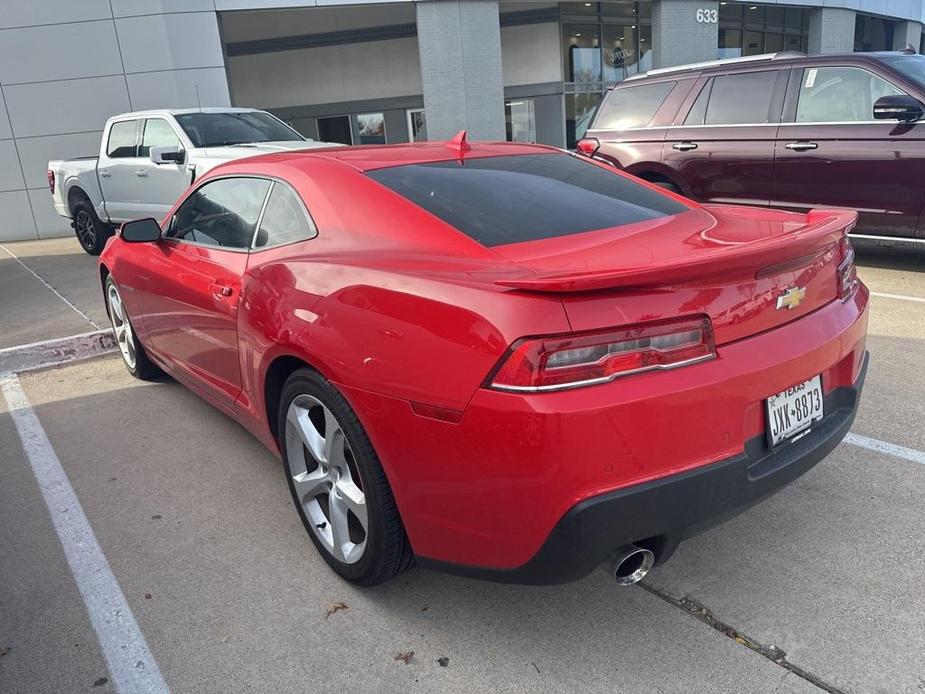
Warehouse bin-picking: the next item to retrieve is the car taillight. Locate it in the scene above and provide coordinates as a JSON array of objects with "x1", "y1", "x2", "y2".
[
  {"x1": 576, "y1": 138, "x2": 600, "y2": 157},
  {"x1": 837, "y1": 237, "x2": 858, "y2": 301},
  {"x1": 47, "y1": 170, "x2": 55, "y2": 194},
  {"x1": 488, "y1": 316, "x2": 716, "y2": 392}
]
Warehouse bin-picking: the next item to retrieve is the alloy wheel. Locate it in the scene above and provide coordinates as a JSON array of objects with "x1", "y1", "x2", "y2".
[
  {"x1": 75, "y1": 210, "x2": 96, "y2": 250},
  {"x1": 285, "y1": 395, "x2": 368, "y2": 564},
  {"x1": 107, "y1": 283, "x2": 136, "y2": 370}
]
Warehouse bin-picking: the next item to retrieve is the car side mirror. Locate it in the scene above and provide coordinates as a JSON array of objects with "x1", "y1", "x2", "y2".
[
  {"x1": 150, "y1": 145, "x2": 186, "y2": 165},
  {"x1": 120, "y1": 218, "x2": 162, "y2": 243},
  {"x1": 873, "y1": 94, "x2": 925, "y2": 122}
]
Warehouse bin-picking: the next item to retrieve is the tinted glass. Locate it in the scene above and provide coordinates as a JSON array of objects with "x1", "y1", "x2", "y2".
[
  {"x1": 795, "y1": 66, "x2": 904, "y2": 123},
  {"x1": 174, "y1": 112, "x2": 303, "y2": 148},
  {"x1": 878, "y1": 55, "x2": 925, "y2": 89},
  {"x1": 684, "y1": 81, "x2": 710, "y2": 125},
  {"x1": 317, "y1": 115, "x2": 352, "y2": 145},
  {"x1": 106, "y1": 121, "x2": 138, "y2": 158},
  {"x1": 139, "y1": 119, "x2": 181, "y2": 158},
  {"x1": 704, "y1": 71, "x2": 779, "y2": 125},
  {"x1": 168, "y1": 177, "x2": 271, "y2": 249},
  {"x1": 254, "y1": 183, "x2": 315, "y2": 248},
  {"x1": 595, "y1": 81, "x2": 675, "y2": 130},
  {"x1": 367, "y1": 153, "x2": 687, "y2": 247}
]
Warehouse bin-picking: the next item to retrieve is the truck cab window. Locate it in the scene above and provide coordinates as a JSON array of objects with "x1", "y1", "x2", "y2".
[
  {"x1": 139, "y1": 119, "x2": 182, "y2": 158},
  {"x1": 106, "y1": 121, "x2": 139, "y2": 158}
]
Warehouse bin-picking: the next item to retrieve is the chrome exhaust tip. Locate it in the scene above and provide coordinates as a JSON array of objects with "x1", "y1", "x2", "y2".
[{"x1": 611, "y1": 545, "x2": 655, "y2": 586}]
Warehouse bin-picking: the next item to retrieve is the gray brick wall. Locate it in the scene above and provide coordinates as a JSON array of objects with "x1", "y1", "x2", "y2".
[
  {"x1": 808, "y1": 8, "x2": 856, "y2": 55},
  {"x1": 416, "y1": 0, "x2": 506, "y2": 141},
  {"x1": 652, "y1": 0, "x2": 719, "y2": 69}
]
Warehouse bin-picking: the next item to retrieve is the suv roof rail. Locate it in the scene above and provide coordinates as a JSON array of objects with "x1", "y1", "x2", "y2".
[{"x1": 624, "y1": 51, "x2": 806, "y2": 82}]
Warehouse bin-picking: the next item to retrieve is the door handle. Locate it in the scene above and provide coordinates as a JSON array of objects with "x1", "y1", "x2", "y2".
[
  {"x1": 785, "y1": 141, "x2": 818, "y2": 151},
  {"x1": 672, "y1": 142, "x2": 698, "y2": 151},
  {"x1": 210, "y1": 283, "x2": 234, "y2": 298},
  {"x1": 99, "y1": 170, "x2": 111, "y2": 178},
  {"x1": 135, "y1": 169, "x2": 148, "y2": 177}
]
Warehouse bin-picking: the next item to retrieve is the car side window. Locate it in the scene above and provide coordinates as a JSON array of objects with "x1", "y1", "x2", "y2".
[
  {"x1": 106, "y1": 120, "x2": 139, "y2": 158},
  {"x1": 683, "y1": 81, "x2": 711, "y2": 125},
  {"x1": 166, "y1": 177, "x2": 271, "y2": 250},
  {"x1": 139, "y1": 119, "x2": 182, "y2": 158},
  {"x1": 594, "y1": 81, "x2": 677, "y2": 130},
  {"x1": 795, "y1": 66, "x2": 905, "y2": 123},
  {"x1": 253, "y1": 183, "x2": 316, "y2": 249},
  {"x1": 702, "y1": 70, "x2": 781, "y2": 125}
]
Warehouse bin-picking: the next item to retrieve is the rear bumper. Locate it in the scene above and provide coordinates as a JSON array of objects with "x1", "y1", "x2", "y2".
[{"x1": 420, "y1": 353, "x2": 868, "y2": 584}]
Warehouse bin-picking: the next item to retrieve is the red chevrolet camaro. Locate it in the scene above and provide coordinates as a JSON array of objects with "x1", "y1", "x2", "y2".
[{"x1": 99, "y1": 136, "x2": 869, "y2": 586}]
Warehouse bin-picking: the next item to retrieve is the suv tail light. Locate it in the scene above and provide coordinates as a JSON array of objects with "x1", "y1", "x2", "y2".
[
  {"x1": 47, "y1": 169, "x2": 55, "y2": 194},
  {"x1": 576, "y1": 138, "x2": 600, "y2": 157},
  {"x1": 488, "y1": 316, "x2": 716, "y2": 392},
  {"x1": 837, "y1": 237, "x2": 858, "y2": 301}
]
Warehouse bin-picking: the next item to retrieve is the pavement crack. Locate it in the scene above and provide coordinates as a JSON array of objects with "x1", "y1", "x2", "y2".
[{"x1": 638, "y1": 582, "x2": 847, "y2": 694}]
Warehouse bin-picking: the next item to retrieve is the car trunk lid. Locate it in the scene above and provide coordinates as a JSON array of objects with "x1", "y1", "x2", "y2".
[{"x1": 491, "y1": 205, "x2": 854, "y2": 345}]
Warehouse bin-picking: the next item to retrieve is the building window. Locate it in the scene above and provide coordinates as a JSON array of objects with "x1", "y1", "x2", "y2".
[
  {"x1": 505, "y1": 99, "x2": 536, "y2": 142},
  {"x1": 407, "y1": 109, "x2": 427, "y2": 142},
  {"x1": 317, "y1": 115, "x2": 352, "y2": 145},
  {"x1": 717, "y1": 2, "x2": 809, "y2": 58},
  {"x1": 316, "y1": 113, "x2": 387, "y2": 145},
  {"x1": 354, "y1": 113, "x2": 386, "y2": 145},
  {"x1": 854, "y1": 14, "x2": 896, "y2": 52},
  {"x1": 560, "y1": 1, "x2": 652, "y2": 148},
  {"x1": 565, "y1": 90, "x2": 602, "y2": 149}
]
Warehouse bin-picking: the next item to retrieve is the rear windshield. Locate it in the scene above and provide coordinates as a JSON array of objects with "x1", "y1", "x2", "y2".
[
  {"x1": 366, "y1": 153, "x2": 687, "y2": 247},
  {"x1": 594, "y1": 81, "x2": 676, "y2": 130}
]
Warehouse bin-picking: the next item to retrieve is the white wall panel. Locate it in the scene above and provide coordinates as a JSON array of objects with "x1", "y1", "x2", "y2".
[
  {"x1": 29, "y1": 188, "x2": 73, "y2": 239},
  {"x1": 116, "y1": 13, "x2": 226, "y2": 74},
  {"x1": 501, "y1": 22, "x2": 561, "y2": 87},
  {"x1": 228, "y1": 37, "x2": 420, "y2": 108},
  {"x1": 0, "y1": 0, "x2": 112, "y2": 30},
  {"x1": 0, "y1": 190, "x2": 37, "y2": 241},
  {"x1": 0, "y1": 140, "x2": 25, "y2": 193},
  {"x1": 127, "y1": 68, "x2": 231, "y2": 110},
  {"x1": 0, "y1": 21, "x2": 123, "y2": 86},
  {"x1": 0, "y1": 87, "x2": 12, "y2": 140},
  {"x1": 111, "y1": 0, "x2": 216, "y2": 17},
  {"x1": 3, "y1": 76, "x2": 131, "y2": 138},
  {"x1": 15, "y1": 132, "x2": 104, "y2": 190}
]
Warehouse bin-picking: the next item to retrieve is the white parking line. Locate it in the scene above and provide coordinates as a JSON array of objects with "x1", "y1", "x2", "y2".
[
  {"x1": 870, "y1": 291, "x2": 925, "y2": 304},
  {"x1": 845, "y1": 433, "x2": 925, "y2": 466},
  {"x1": 0, "y1": 243, "x2": 102, "y2": 329},
  {"x1": 0, "y1": 372, "x2": 169, "y2": 693}
]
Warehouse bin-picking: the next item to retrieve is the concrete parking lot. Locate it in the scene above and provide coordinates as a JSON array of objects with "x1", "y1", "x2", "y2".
[{"x1": 1, "y1": 236, "x2": 923, "y2": 693}]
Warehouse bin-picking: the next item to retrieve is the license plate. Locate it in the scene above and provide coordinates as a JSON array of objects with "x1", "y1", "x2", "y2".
[{"x1": 765, "y1": 375, "x2": 824, "y2": 447}]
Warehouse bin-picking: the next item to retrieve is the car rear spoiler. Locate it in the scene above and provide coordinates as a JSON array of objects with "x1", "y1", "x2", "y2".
[{"x1": 494, "y1": 209, "x2": 857, "y2": 293}]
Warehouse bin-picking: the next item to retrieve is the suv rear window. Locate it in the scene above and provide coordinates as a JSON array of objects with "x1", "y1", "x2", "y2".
[
  {"x1": 366, "y1": 153, "x2": 687, "y2": 247},
  {"x1": 594, "y1": 81, "x2": 676, "y2": 130}
]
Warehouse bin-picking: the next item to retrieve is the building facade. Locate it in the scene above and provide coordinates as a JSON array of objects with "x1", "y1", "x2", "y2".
[{"x1": 1, "y1": 0, "x2": 923, "y2": 241}]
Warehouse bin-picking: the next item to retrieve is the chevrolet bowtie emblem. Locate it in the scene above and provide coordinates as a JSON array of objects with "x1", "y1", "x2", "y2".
[{"x1": 776, "y1": 286, "x2": 807, "y2": 311}]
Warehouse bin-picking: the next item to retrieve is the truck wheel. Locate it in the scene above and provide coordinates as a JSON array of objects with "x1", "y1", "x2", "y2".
[{"x1": 72, "y1": 198, "x2": 111, "y2": 255}]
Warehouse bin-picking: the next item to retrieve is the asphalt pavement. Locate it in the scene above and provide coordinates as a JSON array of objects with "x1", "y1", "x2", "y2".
[{"x1": 0, "y1": 235, "x2": 923, "y2": 693}]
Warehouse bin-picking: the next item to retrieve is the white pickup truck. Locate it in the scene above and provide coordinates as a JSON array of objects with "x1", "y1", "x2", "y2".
[{"x1": 48, "y1": 107, "x2": 334, "y2": 254}]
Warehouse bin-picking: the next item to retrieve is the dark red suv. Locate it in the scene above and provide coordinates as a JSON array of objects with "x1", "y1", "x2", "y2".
[{"x1": 578, "y1": 50, "x2": 925, "y2": 244}]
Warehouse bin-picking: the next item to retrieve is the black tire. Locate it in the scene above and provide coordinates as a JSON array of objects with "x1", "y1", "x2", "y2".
[
  {"x1": 279, "y1": 368, "x2": 413, "y2": 585},
  {"x1": 72, "y1": 197, "x2": 112, "y2": 256},
  {"x1": 105, "y1": 276, "x2": 161, "y2": 380}
]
